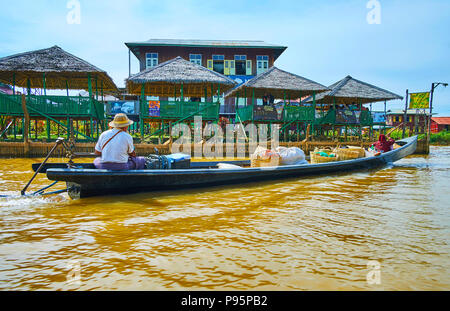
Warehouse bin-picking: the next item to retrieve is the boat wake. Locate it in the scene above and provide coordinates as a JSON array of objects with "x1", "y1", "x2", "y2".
[{"x1": 0, "y1": 192, "x2": 67, "y2": 211}]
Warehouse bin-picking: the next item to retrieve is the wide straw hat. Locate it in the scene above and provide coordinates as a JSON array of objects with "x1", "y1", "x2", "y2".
[{"x1": 109, "y1": 113, "x2": 134, "y2": 128}]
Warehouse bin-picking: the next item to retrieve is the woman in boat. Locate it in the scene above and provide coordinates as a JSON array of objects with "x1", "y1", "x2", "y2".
[
  {"x1": 93, "y1": 113, "x2": 146, "y2": 170},
  {"x1": 373, "y1": 134, "x2": 395, "y2": 153}
]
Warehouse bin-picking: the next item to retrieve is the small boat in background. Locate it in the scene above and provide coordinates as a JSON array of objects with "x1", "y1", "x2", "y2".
[{"x1": 35, "y1": 136, "x2": 417, "y2": 199}]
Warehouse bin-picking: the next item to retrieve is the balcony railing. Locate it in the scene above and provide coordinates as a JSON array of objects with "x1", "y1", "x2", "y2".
[
  {"x1": 283, "y1": 106, "x2": 315, "y2": 122},
  {"x1": 315, "y1": 109, "x2": 336, "y2": 125},
  {"x1": 235, "y1": 106, "x2": 253, "y2": 122},
  {"x1": 141, "y1": 100, "x2": 220, "y2": 120},
  {"x1": 0, "y1": 93, "x2": 105, "y2": 119},
  {"x1": 359, "y1": 110, "x2": 374, "y2": 126}
]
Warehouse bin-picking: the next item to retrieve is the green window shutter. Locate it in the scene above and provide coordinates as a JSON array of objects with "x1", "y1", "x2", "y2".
[
  {"x1": 246, "y1": 60, "x2": 252, "y2": 75},
  {"x1": 224, "y1": 60, "x2": 230, "y2": 75},
  {"x1": 207, "y1": 59, "x2": 213, "y2": 70},
  {"x1": 230, "y1": 60, "x2": 235, "y2": 75},
  {"x1": 256, "y1": 61, "x2": 262, "y2": 75}
]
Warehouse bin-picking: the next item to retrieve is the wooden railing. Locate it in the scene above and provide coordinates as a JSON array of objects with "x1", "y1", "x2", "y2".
[
  {"x1": 0, "y1": 93, "x2": 105, "y2": 119},
  {"x1": 141, "y1": 100, "x2": 220, "y2": 120}
]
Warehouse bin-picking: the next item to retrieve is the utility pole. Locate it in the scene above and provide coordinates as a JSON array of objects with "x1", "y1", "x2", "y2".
[
  {"x1": 428, "y1": 82, "x2": 448, "y2": 140},
  {"x1": 402, "y1": 89, "x2": 409, "y2": 139}
]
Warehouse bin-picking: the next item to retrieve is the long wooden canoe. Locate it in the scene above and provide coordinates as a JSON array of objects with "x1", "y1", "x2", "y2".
[{"x1": 43, "y1": 136, "x2": 417, "y2": 199}]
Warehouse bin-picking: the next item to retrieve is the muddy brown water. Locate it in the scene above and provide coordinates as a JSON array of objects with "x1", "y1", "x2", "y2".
[{"x1": 0, "y1": 147, "x2": 449, "y2": 290}]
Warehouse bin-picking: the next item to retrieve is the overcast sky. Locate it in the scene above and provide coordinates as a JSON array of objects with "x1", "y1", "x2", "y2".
[{"x1": 1, "y1": 0, "x2": 449, "y2": 114}]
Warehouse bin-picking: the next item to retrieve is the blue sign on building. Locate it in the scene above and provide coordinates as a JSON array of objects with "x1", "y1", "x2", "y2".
[
  {"x1": 372, "y1": 111, "x2": 386, "y2": 123},
  {"x1": 228, "y1": 75, "x2": 254, "y2": 86}
]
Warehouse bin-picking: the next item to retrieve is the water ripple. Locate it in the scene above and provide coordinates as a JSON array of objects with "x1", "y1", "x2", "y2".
[{"x1": 0, "y1": 147, "x2": 450, "y2": 290}]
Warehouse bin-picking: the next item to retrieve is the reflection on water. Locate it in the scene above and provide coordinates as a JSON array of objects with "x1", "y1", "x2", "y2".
[{"x1": 0, "y1": 147, "x2": 449, "y2": 290}]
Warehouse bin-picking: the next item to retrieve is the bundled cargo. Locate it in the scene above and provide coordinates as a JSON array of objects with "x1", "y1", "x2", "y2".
[
  {"x1": 145, "y1": 153, "x2": 191, "y2": 169},
  {"x1": 333, "y1": 148, "x2": 360, "y2": 161},
  {"x1": 166, "y1": 153, "x2": 191, "y2": 169},
  {"x1": 310, "y1": 148, "x2": 339, "y2": 164},
  {"x1": 333, "y1": 145, "x2": 366, "y2": 161},
  {"x1": 346, "y1": 146, "x2": 366, "y2": 157},
  {"x1": 275, "y1": 147, "x2": 308, "y2": 165},
  {"x1": 250, "y1": 146, "x2": 280, "y2": 167},
  {"x1": 217, "y1": 163, "x2": 244, "y2": 169}
]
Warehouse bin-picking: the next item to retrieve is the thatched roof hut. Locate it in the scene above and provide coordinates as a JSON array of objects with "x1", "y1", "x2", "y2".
[
  {"x1": 126, "y1": 56, "x2": 237, "y2": 97},
  {"x1": 304, "y1": 75, "x2": 403, "y2": 105},
  {"x1": 225, "y1": 66, "x2": 329, "y2": 99},
  {"x1": 0, "y1": 45, "x2": 118, "y2": 92}
]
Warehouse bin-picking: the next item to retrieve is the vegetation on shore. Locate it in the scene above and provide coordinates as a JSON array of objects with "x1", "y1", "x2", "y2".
[
  {"x1": 425, "y1": 131, "x2": 450, "y2": 145},
  {"x1": 388, "y1": 129, "x2": 450, "y2": 145}
]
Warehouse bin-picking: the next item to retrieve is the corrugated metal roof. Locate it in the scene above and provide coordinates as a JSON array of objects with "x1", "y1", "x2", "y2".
[
  {"x1": 432, "y1": 117, "x2": 450, "y2": 125},
  {"x1": 125, "y1": 39, "x2": 287, "y2": 49}
]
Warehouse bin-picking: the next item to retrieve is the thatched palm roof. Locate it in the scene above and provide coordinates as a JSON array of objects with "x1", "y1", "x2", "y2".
[
  {"x1": 0, "y1": 45, "x2": 118, "y2": 92},
  {"x1": 304, "y1": 75, "x2": 403, "y2": 105},
  {"x1": 225, "y1": 66, "x2": 329, "y2": 99},
  {"x1": 126, "y1": 56, "x2": 237, "y2": 97}
]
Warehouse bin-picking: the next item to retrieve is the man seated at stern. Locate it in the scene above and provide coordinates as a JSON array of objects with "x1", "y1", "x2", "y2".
[{"x1": 93, "y1": 113, "x2": 146, "y2": 170}]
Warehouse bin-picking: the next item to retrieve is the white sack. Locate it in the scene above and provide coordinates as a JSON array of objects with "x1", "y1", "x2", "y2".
[{"x1": 275, "y1": 147, "x2": 307, "y2": 165}]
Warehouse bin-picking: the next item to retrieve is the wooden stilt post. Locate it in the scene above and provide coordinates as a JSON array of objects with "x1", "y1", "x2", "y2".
[
  {"x1": 160, "y1": 120, "x2": 164, "y2": 144},
  {"x1": 67, "y1": 117, "x2": 70, "y2": 140},
  {"x1": 46, "y1": 118, "x2": 50, "y2": 140},
  {"x1": 21, "y1": 94, "x2": 30, "y2": 154},
  {"x1": 140, "y1": 83, "x2": 145, "y2": 140},
  {"x1": 306, "y1": 123, "x2": 310, "y2": 142},
  {"x1": 43, "y1": 73, "x2": 47, "y2": 96},
  {"x1": 211, "y1": 84, "x2": 214, "y2": 102},
  {"x1": 217, "y1": 84, "x2": 221, "y2": 123},
  {"x1": 244, "y1": 88, "x2": 247, "y2": 107},
  {"x1": 181, "y1": 83, "x2": 184, "y2": 101},
  {"x1": 95, "y1": 76, "x2": 98, "y2": 101},
  {"x1": 27, "y1": 78, "x2": 31, "y2": 97},
  {"x1": 283, "y1": 91, "x2": 287, "y2": 142},
  {"x1": 332, "y1": 97, "x2": 336, "y2": 140},
  {"x1": 236, "y1": 92, "x2": 240, "y2": 123},
  {"x1": 252, "y1": 88, "x2": 255, "y2": 122},
  {"x1": 369, "y1": 102, "x2": 373, "y2": 140},
  {"x1": 359, "y1": 99, "x2": 363, "y2": 140},
  {"x1": 100, "y1": 80, "x2": 105, "y2": 131},
  {"x1": 13, "y1": 118, "x2": 17, "y2": 140},
  {"x1": 311, "y1": 91, "x2": 316, "y2": 141},
  {"x1": 169, "y1": 121, "x2": 173, "y2": 146},
  {"x1": 88, "y1": 74, "x2": 94, "y2": 139}
]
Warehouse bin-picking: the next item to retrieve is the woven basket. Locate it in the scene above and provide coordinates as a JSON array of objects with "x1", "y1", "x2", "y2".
[
  {"x1": 313, "y1": 148, "x2": 334, "y2": 155},
  {"x1": 310, "y1": 151, "x2": 339, "y2": 164},
  {"x1": 333, "y1": 148, "x2": 361, "y2": 161},
  {"x1": 251, "y1": 156, "x2": 281, "y2": 168},
  {"x1": 346, "y1": 146, "x2": 365, "y2": 158}
]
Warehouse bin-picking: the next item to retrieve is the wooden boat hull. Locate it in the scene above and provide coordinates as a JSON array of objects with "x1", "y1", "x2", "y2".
[{"x1": 46, "y1": 136, "x2": 417, "y2": 199}]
